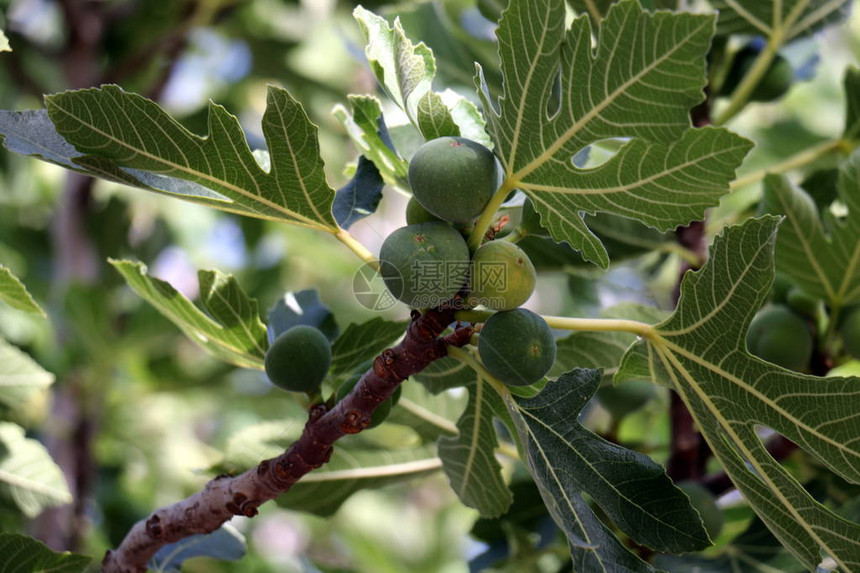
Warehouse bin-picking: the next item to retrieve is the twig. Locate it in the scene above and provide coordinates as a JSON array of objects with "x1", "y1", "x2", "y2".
[{"x1": 102, "y1": 306, "x2": 473, "y2": 573}]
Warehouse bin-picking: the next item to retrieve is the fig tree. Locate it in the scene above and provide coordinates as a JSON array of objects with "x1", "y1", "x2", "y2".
[
  {"x1": 264, "y1": 325, "x2": 332, "y2": 393},
  {"x1": 840, "y1": 306, "x2": 860, "y2": 360},
  {"x1": 379, "y1": 222, "x2": 470, "y2": 308},
  {"x1": 676, "y1": 481, "x2": 724, "y2": 541},
  {"x1": 469, "y1": 240, "x2": 536, "y2": 310},
  {"x1": 746, "y1": 305, "x2": 812, "y2": 371},
  {"x1": 407, "y1": 136, "x2": 497, "y2": 223},
  {"x1": 335, "y1": 374, "x2": 394, "y2": 429},
  {"x1": 596, "y1": 380, "x2": 656, "y2": 420},
  {"x1": 478, "y1": 308, "x2": 556, "y2": 386}
]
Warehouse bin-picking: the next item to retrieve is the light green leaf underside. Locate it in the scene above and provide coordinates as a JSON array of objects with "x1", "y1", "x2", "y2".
[
  {"x1": 387, "y1": 381, "x2": 463, "y2": 442},
  {"x1": 762, "y1": 150, "x2": 860, "y2": 307},
  {"x1": 0, "y1": 338, "x2": 55, "y2": 411},
  {"x1": 0, "y1": 533, "x2": 91, "y2": 573},
  {"x1": 332, "y1": 95, "x2": 409, "y2": 188},
  {"x1": 0, "y1": 266, "x2": 45, "y2": 317},
  {"x1": 111, "y1": 260, "x2": 267, "y2": 370},
  {"x1": 481, "y1": 0, "x2": 751, "y2": 267},
  {"x1": 710, "y1": 0, "x2": 852, "y2": 40},
  {"x1": 330, "y1": 318, "x2": 408, "y2": 375},
  {"x1": 0, "y1": 30, "x2": 9, "y2": 53},
  {"x1": 438, "y1": 378, "x2": 512, "y2": 518},
  {"x1": 44, "y1": 85, "x2": 337, "y2": 232},
  {"x1": 510, "y1": 368, "x2": 709, "y2": 572},
  {"x1": 353, "y1": 7, "x2": 488, "y2": 145},
  {"x1": 222, "y1": 420, "x2": 441, "y2": 516},
  {"x1": 0, "y1": 422, "x2": 72, "y2": 517},
  {"x1": 636, "y1": 217, "x2": 860, "y2": 571}
]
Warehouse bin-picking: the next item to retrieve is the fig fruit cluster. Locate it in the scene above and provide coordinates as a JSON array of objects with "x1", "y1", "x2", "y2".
[{"x1": 377, "y1": 135, "x2": 554, "y2": 387}]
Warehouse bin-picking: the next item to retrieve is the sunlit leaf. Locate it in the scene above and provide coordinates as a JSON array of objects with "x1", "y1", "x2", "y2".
[
  {"x1": 0, "y1": 422, "x2": 72, "y2": 517},
  {"x1": 0, "y1": 338, "x2": 54, "y2": 411},
  {"x1": 0, "y1": 533, "x2": 90, "y2": 573},
  {"x1": 332, "y1": 95, "x2": 409, "y2": 187},
  {"x1": 710, "y1": 0, "x2": 852, "y2": 40},
  {"x1": 0, "y1": 265, "x2": 45, "y2": 317},
  {"x1": 628, "y1": 217, "x2": 860, "y2": 570},
  {"x1": 439, "y1": 377, "x2": 512, "y2": 517},
  {"x1": 510, "y1": 368, "x2": 709, "y2": 570},
  {"x1": 43, "y1": 85, "x2": 338, "y2": 231},
  {"x1": 762, "y1": 150, "x2": 860, "y2": 307},
  {"x1": 0, "y1": 30, "x2": 9, "y2": 53},
  {"x1": 111, "y1": 259, "x2": 268, "y2": 370},
  {"x1": 479, "y1": 0, "x2": 751, "y2": 267}
]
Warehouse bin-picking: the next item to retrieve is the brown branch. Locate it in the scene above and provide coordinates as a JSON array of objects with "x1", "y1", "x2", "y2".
[{"x1": 102, "y1": 307, "x2": 473, "y2": 573}]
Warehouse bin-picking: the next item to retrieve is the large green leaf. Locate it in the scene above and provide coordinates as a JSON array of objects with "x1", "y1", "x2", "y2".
[
  {"x1": 0, "y1": 533, "x2": 90, "y2": 573},
  {"x1": 221, "y1": 420, "x2": 441, "y2": 516},
  {"x1": 479, "y1": 0, "x2": 752, "y2": 268},
  {"x1": 0, "y1": 338, "x2": 55, "y2": 411},
  {"x1": 0, "y1": 266, "x2": 45, "y2": 317},
  {"x1": 762, "y1": 151, "x2": 860, "y2": 307},
  {"x1": 626, "y1": 217, "x2": 860, "y2": 571},
  {"x1": 43, "y1": 85, "x2": 338, "y2": 232},
  {"x1": 0, "y1": 422, "x2": 72, "y2": 517},
  {"x1": 438, "y1": 377, "x2": 512, "y2": 518},
  {"x1": 412, "y1": 355, "x2": 476, "y2": 394},
  {"x1": 710, "y1": 0, "x2": 852, "y2": 40},
  {"x1": 329, "y1": 318, "x2": 408, "y2": 376},
  {"x1": 111, "y1": 260, "x2": 268, "y2": 370},
  {"x1": 508, "y1": 368, "x2": 709, "y2": 571},
  {"x1": 845, "y1": 67, "x2": 860, "y2": 141},
  {"x1": 568, "y1": 0, "x2": 678, "y2": 22}
]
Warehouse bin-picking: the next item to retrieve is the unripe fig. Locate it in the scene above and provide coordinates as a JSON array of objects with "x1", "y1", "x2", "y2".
[
  {"x1": 469, "y1": 240, "x2": 536, "y2": 310},
  {"x1": 335, "y1": 374, "x2": 394, "y2": 429},
  {"x1": 596, "y1": 380, "x2": 656, "y2": 420},
  {"x1": 786, "y1": 287, "x2": 819, "y2": 319},
  {"x1": 379, "y1": 222, "x2": 470, "y2": 308},
  {"x1": 840, "y1": 306, "x2": 860, "y2": 360},
  {"x1": 478, "y1": 308, "x2": 556, "y2": 386},
  {"x1": 746, "y1": 305, "x2": 812, "y2": 371},
  {"x1": 265, "y1": 325, "x2": 332, "y2": 393},
  {"x1": 676, "y1": 481, "x2": 724, "y2": 541},
  {"x1": 406, "y1": 196, "x2": 444, "y2": 225},
  {"x1": 408, "y1": 136, "x2": 497, "y2": 223}
]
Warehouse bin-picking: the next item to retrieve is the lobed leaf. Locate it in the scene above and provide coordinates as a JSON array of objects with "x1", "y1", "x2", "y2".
[
  {"x1": 0, "y1": 422, "x2": 72, "y2": 517},
  {"x1": 480, "y1": 0, "x2": 751, "y2": 267},
  {"x1": 438, "y1": 377, "x2": 512, "y2": 517},
  {"x1": 511, "y1": 368, "x2": 710, "y2": 568},
  {"x1": 44, "y1": 85, "x2": 338, "y2": 231},
  {"x1": 0, "y1": 338, "x2": 55, "y2": 411},
  {"x1": 111, "y1": 260, "x2": 268, "y2": 370},
  {"x1": 0, "y1": 533, "x2": 90, "y2": 573},
  {"x1": 710, "y1": 0, "x2": 852, "y2": 40},
  {"x1": 332, "y1": 95, "x2": 409, "y2": 187},
  {"x1": 762, "y1": 150, "x2": 860, "y2": 307},
  {"x1": 634, "y1": 217, "x2": 860, "y2": 570}
]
